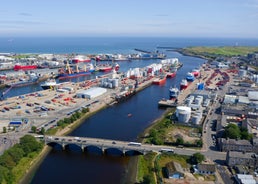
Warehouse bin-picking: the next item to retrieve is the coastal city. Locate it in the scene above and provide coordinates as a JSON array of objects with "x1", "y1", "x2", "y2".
[
  {"x1": 0, "y1": 46, "x2": 257, "y2": 184},
  {"x1": 1, "y1": 0, "x2": 258, "y2": 184}
]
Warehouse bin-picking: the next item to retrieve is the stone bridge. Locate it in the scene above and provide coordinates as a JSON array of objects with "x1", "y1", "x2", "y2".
[{"x1": 43, "y1": 135, "x2": 173, "y2": 155}]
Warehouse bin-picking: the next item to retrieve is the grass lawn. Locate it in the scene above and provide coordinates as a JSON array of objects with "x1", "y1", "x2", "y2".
[{"x1": 184, "y1": 46, "x2": 258, "y2": 56}]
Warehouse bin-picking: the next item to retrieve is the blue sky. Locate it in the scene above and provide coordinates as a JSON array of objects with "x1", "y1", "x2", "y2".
[{"x1": 1, "y1": 0, "x2": 258, "y2": 38}]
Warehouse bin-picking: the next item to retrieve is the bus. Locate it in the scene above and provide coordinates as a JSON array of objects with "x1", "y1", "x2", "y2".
[
  {"x1": 128, "y1": 142, "x2": 142, "y2": 146},
  {"x1": 160, "y1": 148, "x2": 174, "y2": 153}
]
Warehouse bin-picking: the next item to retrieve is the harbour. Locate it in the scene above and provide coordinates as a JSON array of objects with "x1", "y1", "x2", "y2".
[{"x1": 1, "y1": 37, "x2": 256, "y2": 184}]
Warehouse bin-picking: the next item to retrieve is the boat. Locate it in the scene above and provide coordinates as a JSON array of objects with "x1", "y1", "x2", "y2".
[
  {"x1": 180, "y1": 79, "x2": 188, "y2": 90},
  {"x1": 71, "y1": 55, "x2": 91, "y2": 63},
  {"x1": 115, "y1": 90, "x2": 136, "y2": 102},
  {"x1": 169, "y1": 87, "x2": 179, "y2": 98},
  {"x1": 166, "y1": 68, "x2": 177, "y2": 78},
  {"x1": 191, "y1": 68, "x2": 200, "y2": 77},
  {"x1": 97, "y1": 63, "x2": 120, "y2": 72},
  {"x1": 13, "y1": 64, "x2": 37, "y2": 71},
  {"x1": 40, "y1": 79, "x2": 58, "y2": 90},
  {"x1": 152, "y1": 74, "x2": 167, "y2": 85},
  {"x1": 186, "y1": 72, "x2": 195, "y2": 82},
  {"x1": 57, "y1": 63, "x2": 94, "y2": 79}
]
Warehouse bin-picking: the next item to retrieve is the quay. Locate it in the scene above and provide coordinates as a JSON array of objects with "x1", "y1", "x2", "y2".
[
  {"x1": 0, "y1": 69, "x2": 157, "y2": 133},
  {"x1": 158, "y1": 64, "x2": 214, "y2": 107}
]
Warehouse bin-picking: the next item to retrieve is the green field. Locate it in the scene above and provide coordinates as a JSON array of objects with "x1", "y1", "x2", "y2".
[{"x1": 184, "y1": 46, "x2": 258, "y2": 57}]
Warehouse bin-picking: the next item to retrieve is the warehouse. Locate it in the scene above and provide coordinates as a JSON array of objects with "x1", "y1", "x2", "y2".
[{"x1": 76, "y1": 87, "x2": 107, "y2": 99}]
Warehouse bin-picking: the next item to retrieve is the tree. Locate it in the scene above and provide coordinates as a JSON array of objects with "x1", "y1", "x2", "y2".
[
  {"x1": 224, "y1": 124, "x2": 241, "y2": 139},
  {"x1": 19, "y1": 135, "x2": 43, "y2": 155},
  {"x1": 31, "y1": 126, "x2": 37, "y2": 133},
  {"x1": 176, "y1": 137, "x2": 184, "y2": 145},
  {"x1": 40, "y1": 127, "x2": 45, "y2": 135},
  {"x1": 191, "y1": 152, "x2": 205, "y2": 164},
  {"x1": 2, "y1": 127, "x2": 6, "y2": 133}
]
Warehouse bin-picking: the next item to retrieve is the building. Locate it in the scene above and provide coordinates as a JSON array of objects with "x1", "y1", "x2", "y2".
[
  {"x1": 226, "y1": 151, "x2": 257, "y2": 168},
  {"x1": 218, "y1": 138, "x2": 253, "y2": 152},
  {"x1": 76, "y1": 87, "x2": 107, "y2": 99},
  {"x1": 235, "y1": 174, "x2": 256, "y2": 184},
  {"x1": 165, "y1": 161, "x2": 185, "y2": 179},
  {"x1": 197, "y1": 164, "x2": 216, "y2": 175}
]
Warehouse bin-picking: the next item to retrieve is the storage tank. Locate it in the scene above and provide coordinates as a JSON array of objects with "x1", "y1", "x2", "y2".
[
  {"x1": 238, "y1": 69, "x2": 247, "y2": 77},
  {"x1": 112, "y1": 79, "x2": 119, "y2": 88},
  {"x1": 108, "y1": 82, "x2": 113, "y2": 88},
  {"x1": 176, "y1": 106, "x2": 191, "y2": 123},
  {"x1": 178, "y1": 111, "x2": 191, "y2": 123},
  {"x1": 191, "y1": 115, "x2": 200, "y2": 125},
  {"x1": 186, "y1": 96, "x2": 194, "y2": 106},
  {"x1": 195, "y1": 97, "x2": 203, "y2": 106}
]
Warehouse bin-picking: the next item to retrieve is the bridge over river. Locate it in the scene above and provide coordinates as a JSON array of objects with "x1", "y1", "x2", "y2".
[
  {"x1": 43, "y1": 135, "x2": 226, "y2": 161},
  {"x1": 44, "y1": 135, "x2": 175, "y2": 155}
]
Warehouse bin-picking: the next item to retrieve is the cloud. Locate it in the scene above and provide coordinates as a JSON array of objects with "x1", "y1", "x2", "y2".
[
  {"x1": 19, "y1": 12, "x2": 32, "y2": 16},
  {"x1": 0, "y1": 20, "x2": 45, "y2": 25}
]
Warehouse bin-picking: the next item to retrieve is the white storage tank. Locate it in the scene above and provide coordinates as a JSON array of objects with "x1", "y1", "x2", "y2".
[
  {"x1": 238, "y1": 69, "x2": 247, "y2": 77},
  {"x1": 112, "y1": 79, "x2": 119, "y2": 88},
  {"x1": 178, "y1": 111, "x2": 190, "y2": 123},
  {"x1": 191, "y1": 115, "x2": 200, "y2": 125},
  {"x1": 176, "y1": 106, "x2": 191, "y2": 123}
]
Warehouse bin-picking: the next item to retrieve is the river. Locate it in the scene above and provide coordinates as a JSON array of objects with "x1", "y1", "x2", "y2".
[{"x1": 25, "y1": 51, "x2": 205, "y2": 184}]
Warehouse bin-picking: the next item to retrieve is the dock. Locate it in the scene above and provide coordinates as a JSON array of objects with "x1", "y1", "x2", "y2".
[{"x1": 158, "y1": 99, "x2": 177, "y2": 107}]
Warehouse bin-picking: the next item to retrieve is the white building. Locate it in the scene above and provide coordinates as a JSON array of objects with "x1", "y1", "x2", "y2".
[{"x1": 76, "y1": 87, "x2": 107, "y2": 99}]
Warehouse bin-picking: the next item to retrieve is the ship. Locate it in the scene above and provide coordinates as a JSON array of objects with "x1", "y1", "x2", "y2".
[
  {"x1": 115, "y1": 90, "x2": 136, "y2": 102},
  {"x1": 152, "y1": 74, "x2": 167, "y2": 85},
  {"x1": 13, "y1": 64, "x2": 37, "y2": 71},
  {"x1": 180, "y1": 79, "x2": 188, "y2": 90},
  {"x1": 97, "y1": 63, "x2": 120, "y2": 72},
  {"x1": 166, "y1": 68, "x2": 177, "y2": 78},
  {"x1": 191, "y1": 68, "x2": 200, "y2": 77},
  {"x1": 169, "y1": 87, "x2": 179, "y2": 98},
  {"x1": 57, "y1": 63, "x2": 94, "y2": 79},
  {"x1": 186, "y1": 72, "x2": 195, "y2": 82},
  {"x1": 71, "y1": 55, "x2": 91, "y2": 63},
  {"x1": 40, "y1": 79, "x2": 58, "y2": 90}
]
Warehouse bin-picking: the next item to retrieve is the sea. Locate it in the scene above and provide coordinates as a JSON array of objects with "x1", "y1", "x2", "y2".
[
  {"x1": 0, "y1": 37, "x2": 258, "y2": 184},
  {"x1": 1, "y1": 37, "x2": 258, "y2": 54}
]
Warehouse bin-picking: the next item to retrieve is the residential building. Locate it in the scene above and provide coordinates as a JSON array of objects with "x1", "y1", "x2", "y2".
[
  {"x1": 165, "y1": 161, "x2": 185, "y2": 179},
  {"x1": 218, "y1": 138, "x2": 253, "y2": 152},
  {"x1": 197, "y1": 164, "x2": 216, "y2": 175},
  {"x1": 226, "y1": 151, "x2": 256, "y2": 168}
]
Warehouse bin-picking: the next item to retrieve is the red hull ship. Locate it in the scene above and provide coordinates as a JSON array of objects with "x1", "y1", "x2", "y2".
[
  {"x1": 13, "y1": 64, "x2": 37, "y2": 71},
  {"x1": 191, "y1": 69, "x2": 200, "y2": 77},
  {"x1": 180, "y1": 79, "x2": 188, "y2": 90},
  {"x1": 152, "y1": 74, "x2": 167, "y2": 85},
  {"x1": 72, "y1": 55, "x2": 91, "y2": 63},
  {"x1": 166, "y1": 70, "x2": 176, "y2": 78},
  {"x1": 97, "y1": 63, "x2": 120, "y2": 72}
]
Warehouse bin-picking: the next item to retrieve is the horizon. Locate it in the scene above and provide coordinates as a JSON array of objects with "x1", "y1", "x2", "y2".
[{"x1": 1, "y1": 0, "x2": 258, "y2": 38}]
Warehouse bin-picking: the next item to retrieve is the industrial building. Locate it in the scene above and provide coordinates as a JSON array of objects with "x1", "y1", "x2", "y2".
[{"x1": 76, "y1": 87, "x2": 107, "y2": 99}]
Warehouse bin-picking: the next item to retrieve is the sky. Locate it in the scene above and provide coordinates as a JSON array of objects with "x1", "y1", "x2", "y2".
[{"x1": 1, "y1": 0, "x2": 258, "y2": 38}]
